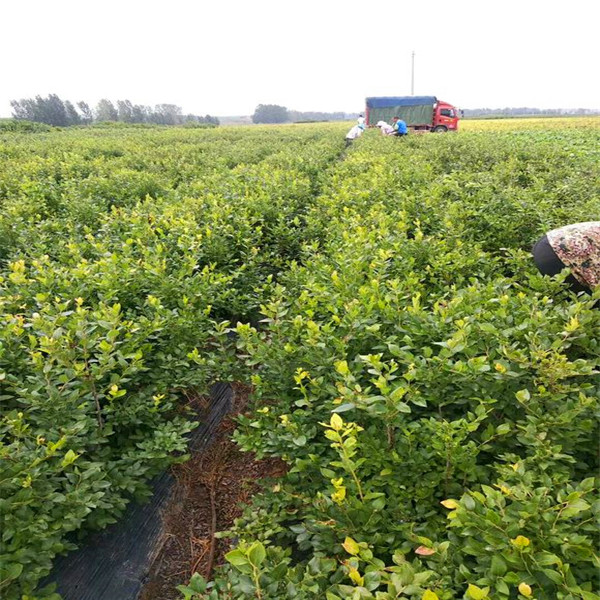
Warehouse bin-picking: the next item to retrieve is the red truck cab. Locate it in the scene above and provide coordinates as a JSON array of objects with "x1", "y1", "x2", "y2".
[{"x1": 430, "y1": 100, "x2": 460, "y2": 132}]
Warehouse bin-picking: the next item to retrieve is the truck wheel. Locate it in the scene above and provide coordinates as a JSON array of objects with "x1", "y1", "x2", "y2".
[{"x1": 433, "y1": 126, "x2": 448, "y2": 133}]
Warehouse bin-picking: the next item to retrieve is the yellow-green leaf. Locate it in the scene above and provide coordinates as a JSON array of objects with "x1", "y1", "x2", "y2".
[
  {"x1": 511, "y1": 535, "x2": 531, "y2": 548},
  {"x1": 342, "y1": 536, "x2": 359, "y2": 555},
  {"x1": 467, "y1": 583, "x2": 489, "y2": 599},
  {"x1": 441, "y1": 499, "x2": 459, "y2": 509},
  {"x1": 335, "y1": 360, "x2": 349, "y2": 376},
  {"x1": 348, "y1": 568, "x2": 364, "y2": 586},
  {"x1": 518, "y1": 582, "x2": 532, "y2": 597},
  {"x1": 61, "y1": 449, "x2": 80, "y2": 468},
  {"x1": 330, "y1": 413, "x2": 343, "y2": 431},
  {"x1": 422, "y1": 591, "x2": 439, "y2": 600}
]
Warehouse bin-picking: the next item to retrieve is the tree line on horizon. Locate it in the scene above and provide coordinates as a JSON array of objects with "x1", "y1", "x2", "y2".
[
  {"x1": 463, "y1": 106, "x2": 599, "y2": 118},
  {"x1": 9, "y1": 95, "x2": 597, "y2": 128},
  {"x1": 9, "y1": 94, "x2": 220, "y2": 127},
  {"x1": 252, "y1": 104, "x2": 356, "y2": 124}
]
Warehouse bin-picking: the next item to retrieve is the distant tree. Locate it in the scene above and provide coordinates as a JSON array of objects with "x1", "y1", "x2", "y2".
[
  {"x1": 252, "y1": 104, "x2": 289, "y2": 124},
  {"x1": 131, "y1": 104, "x2": 147, "y2": 123},
  {"x1": 149, "y1": 104, "x2": 183, "y2": 125},
  {"x1": 10, "y1": 98, "x2": 37, "y2": 121},
  {"x1": 182, "y1": 113, "x2": 220, "y2": 126},
  {"x1": 77, "y1": 101, "x2": 93, "y2": 124},
  {"x1": 95, "y1": 99, "x2": 118, "y2": 121},
  {"x1": 117, "y1": 99, "x2": 135, "y2": 123},
  {"x1": 11, "y1": 94, "x2": 70, "y2": 126},
  {"x1": 64, "y1": 100, "x2": 81, "y2": 125},
  {"x1": 288, "y1": 110, "x2": 348, "y2": 122},
  {"x1": 43, "y1": 94, "x2": 70, "y2": 126}
]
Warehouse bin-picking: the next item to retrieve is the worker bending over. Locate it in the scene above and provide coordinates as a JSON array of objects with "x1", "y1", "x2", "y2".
[
  {"x1": 392, "y1": 116, "x2": 408, "y2": 136},
  {"x1": 345, "y1": 123, "x2": 365, "y2": 147},
  {"x1": 533, "y1": 221, "x2": 600, "y2": 293},
  {"x1": 376, "y1": 120, "x2": 394, "y2": 135}
]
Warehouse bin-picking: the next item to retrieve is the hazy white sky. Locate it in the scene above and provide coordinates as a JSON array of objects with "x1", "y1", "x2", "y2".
[{"x1": 1, "y1": 0, "x2": 598, "y2": 117}]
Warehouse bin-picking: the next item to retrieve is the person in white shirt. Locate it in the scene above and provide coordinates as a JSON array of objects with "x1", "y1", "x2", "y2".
[
  {"x1": 376, "y1": 120, "x2": 394, "y2": 135},
  {"x1": 357, "y1": 114, "x2": 366, "y2": 127},
  {"x1": 345, "y1": 124, "x2": 364, "y2": 147}
]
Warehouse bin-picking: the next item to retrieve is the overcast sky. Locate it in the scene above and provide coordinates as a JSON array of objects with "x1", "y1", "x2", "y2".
[{"x1": 2, "y1": 0, "x2": 598, "y2": 118}]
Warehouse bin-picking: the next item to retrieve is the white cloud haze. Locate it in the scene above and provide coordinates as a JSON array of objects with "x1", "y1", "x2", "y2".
[{"x1": 1, "y1": 0, "x2": 598, "y2": 118}]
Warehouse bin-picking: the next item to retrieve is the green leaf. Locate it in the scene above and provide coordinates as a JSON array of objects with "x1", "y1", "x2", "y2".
[
  {"x1": 332, "y1": 403, "x2": 356, "y2": 413},
  {"x1": 390, "y1": 386, "x2": 407, "y2": 401},
  {"x1": 175, "y1": 585, "x2": 195, "y2": 600},
  {"x1": 411, "y1": 395, "x2": 428, "y2": 407},
  {"x1": 561, "y1": 498, "x2": 591, "y2": 519},
  {"x1": 536, "y1": 552, "x2": 561, "y2": 566},
  {"x1": 503, "y1": 571, "x2": 520, "y2": 584},
  {"x1": 542, "y1": 569, "x2": 563, "y2": 584},
  {"x1": 462, "y1": 494, "x2": 476, "y2": 510},
  {"x1": 2, "y1": 562, "x2": 23, "y2": 581},
  {"x1": 579, "y1": 477, "x2": 596, "y2": 492},
  {"x1": 61, "y1": 449, "x2": 80, "y2": 468},
  {"x1": 225, "y1": 549, "x2": 249, "y2": 567},
  {"x1": 270, "y1": 561, "x2": 288, "y2": 581},
  {"x1": 515, "y1": 389, "x2": 530, "y2": 402},
  {"x1": 495, "y1": 578, "x2": 509, "y2": 595},
  {"x1": 247, "y1": 541, "x2": 266, "y2": 567},
  {"x1": 188, "y1": 573, "x2": 207, "y2": 593},
  {"x1": 490, "y1": 555, "x2": 507, "y2": 577}
]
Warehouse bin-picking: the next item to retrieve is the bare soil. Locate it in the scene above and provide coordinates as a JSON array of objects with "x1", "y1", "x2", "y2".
[{"x1": 139, "y1": 384, "x2": 286, "y2": 600}]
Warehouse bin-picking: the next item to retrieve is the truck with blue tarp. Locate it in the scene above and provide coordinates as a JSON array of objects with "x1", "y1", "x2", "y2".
[{"x1": 365, "y1": 96, "x2": 460, "y2": 132}]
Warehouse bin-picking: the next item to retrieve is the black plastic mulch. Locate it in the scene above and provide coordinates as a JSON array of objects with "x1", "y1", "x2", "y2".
[{"x1": 44, "y1": 383, "x2": 232, "y2": 600}]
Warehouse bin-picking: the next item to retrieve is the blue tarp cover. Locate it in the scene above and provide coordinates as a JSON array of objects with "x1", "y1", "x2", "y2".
[{"x1": 366, "y1": 96, "x2": 436, "y2": 108}]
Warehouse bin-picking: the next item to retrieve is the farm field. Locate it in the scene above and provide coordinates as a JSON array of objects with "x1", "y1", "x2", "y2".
[{"x1": 1, "y1": 118, "x2": 599, "y2": 600}]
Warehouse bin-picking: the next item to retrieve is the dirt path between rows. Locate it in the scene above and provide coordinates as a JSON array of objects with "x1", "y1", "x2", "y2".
[{"x1": 139, "y1": 384, "x2": 286, "y2": 600}]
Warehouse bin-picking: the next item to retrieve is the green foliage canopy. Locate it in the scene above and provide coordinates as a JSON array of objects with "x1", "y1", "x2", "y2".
[
  {"x1": 0, "y1": 119, "x2": 598, "y2": 600},
  {"x1": 252, "y1": 104, "x2": 290, "y2": 124}
]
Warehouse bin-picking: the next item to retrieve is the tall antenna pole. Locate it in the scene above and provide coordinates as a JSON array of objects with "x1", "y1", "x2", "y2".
[{"x1": 411, "y1": 51, "x2": 415, "y2": 95}]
